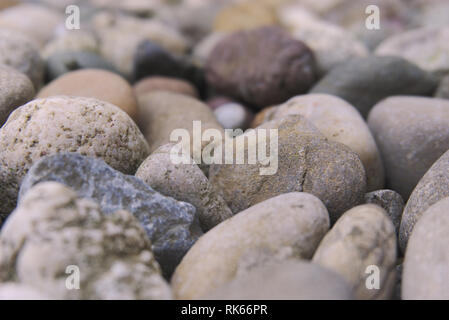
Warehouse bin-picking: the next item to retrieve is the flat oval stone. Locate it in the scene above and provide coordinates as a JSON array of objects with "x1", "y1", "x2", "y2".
[
  {"x1": 313, "y1": 204, "x2": 397, "y2": 300},
  {"x1": 205, "y1": 260, "x2": 353, "y2": 300},
  {"x1": 206, "y1": 26, "x2": 317, "y2": 109},
  {"x1": 402, "y1": 197, "x2": 449, "y2": 300},
  {"x1": 133, "y1": 76, "x2": 198, "y2": 98},
  {"x1": 400, "y1": 149, "x2": 449, "y2": 252},
  {"x1": 0, "y1": 182, "x2": 172, "y2": 299},
  {"x1": 45, "y1": 51, "x2": 118, "y2": 82},
  {"x1": 0, "y1": 29, "x2": 45, "y2": 90},
  {"x1": 18, "y1": 154, "x2": 202, "y2": 278},
  {"x1": 368, "y1": 96, "x2": 449, "y2": 200},
  {"x1": 209, "y1": 115, "x2": 367, "y2": 222},
  {"x1": 137, "y1": 92, "x2": 223, "y2": 153},
  {"x1": 310, "y1": 56, "x2": 439, "y2": 118},
  {"x1": 0, "y1": 65, "x2": 35, "y2": 127},
  {"x1": 0, "y1": 96, "x2": 149, "y2": 220},
  {"x1": 172, "y1": 192, "x2": 330, "y2": 299},
  {"x1": 37, "y1": 69, "x2": 139, "y2": 122},
  {"x1": 268, "y1": 94, "x2": 384, "y2": 191},
  {"x1": 136, "y1": 143, "x2": 232, "y2": 232}
]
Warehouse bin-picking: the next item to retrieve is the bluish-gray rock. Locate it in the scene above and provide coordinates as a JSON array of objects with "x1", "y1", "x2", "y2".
[
  {"x1": 45, "y1": 51, "x2": 119, "y2": 81},
  {"x1": 19, "y1": 153, "x2": 203, "y2": 278},
  {"x1": 365, "y1": 189, "x2": 404, "y2": 235},
  {"x1": 310, "y1": 56, "x2": 439, "y2": 117}
]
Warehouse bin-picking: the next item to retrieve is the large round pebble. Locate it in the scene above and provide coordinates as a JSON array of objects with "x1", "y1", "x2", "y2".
[
  {"x1": 313, "y1": 204, "x2": 397, "y2": 300},
  {"x1": 400, "y1": 149, "x2": 449, "y2": 252},
  {"x1": 206, "y1": 26, "x2": 317, "y2": 109},
  {"x1": 0, "y1": 96, "x2": 149, "y2": 219},
  {"x1": 368, "y1": 96, "x2": 449, "y2": 200},
  {"x1": 0, "y1": 65, "x2": 35, "y2": 127},
  {"x1": 172, "y1": 192, "x2": 330, "y2": 299},
  {"x1": 402, "y1": 197, "x2": 449, "y2": 299},
  {"x1": 205, "y1": 260, "x2": 353, "y2": 300},
  {"x1": 37, "y1": 69, "x2": 139, "y2": 121},
  {"x1": 209, "y1": 115, "x2": 367, "y2": 221},
  {"x1": 267, "y1": 94, "x2": 384, "y2": 191}
]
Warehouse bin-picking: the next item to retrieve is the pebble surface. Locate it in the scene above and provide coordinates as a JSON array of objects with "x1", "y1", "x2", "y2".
[
  {"x1": 400, "y1": 149, "x2": 449, "y2": 252},
  {"x1": 19, "y1": 153, "x2": 202, "y2": 278},
  {"x1": 209, "y1": 115, "x2": 367, "y2": 222},
  {"x1": 0, "y1": 182, "x2": 172, "y2": 299},
  {"x1": 206, "y1": 26, "x2": 317, "y2": 109},
  {"x1": 172, "y1": 192, "x2": 330, "y2": 299},
  {"x1": 368, "y1": 96, "x2": 449, "y2": 200},
  {"x1": 313, "y1": 204, "x2": 397, "y2": 300},
  {"x1": 0, "y1": 96, "x2": 149, "y2": 220},
  {"x1": 0, "y1": 0, "x2": 448, "y2": 301},
  {"x1": 37, "y1": 69, "x2": 139, "y2": 122},
  {"x1": 402, "y1": 197, "x2": 449, "y2": 299}
]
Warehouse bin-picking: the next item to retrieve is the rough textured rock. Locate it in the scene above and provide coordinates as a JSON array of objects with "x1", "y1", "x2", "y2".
[
  {"x1": 313, "y1": 204, "x2": 397, "y2": 300},
  {"x1": 375, "y1": 27, "x2": 449, "y2": 75},
  {"x1": 310, "y1": 56, "x2": 439, "y2": 117},
  {"x1": 0, "y1": 182, "x2": 172, "y2": 299},
  {"x1": 205, "y1": 260, "x2": 353, "y2": 300},
  {"x1": 0, "y1": 65, "x2": 35, "y2": 127},
  {"x1": 133, "y1": 76, "x2": 198, "y2": 98},
  {"x1": 250, "y1": 105, "x2": 278, "y2": 128},
  {"x1": 137, "y1": 92, "x2": 223, "y2": 153},
  {"x1": 0, "y1": 283, "x2": 53, "y2": 300},
  {"x1": 400, "y1": 150, "x2": 449, "y2": 252},
  {"x1": 0, "y1": 4, "x2": 62, "y2": 48},
  {"x1": 435, "y1": 75, "x2": 449, "y2": 99},
  {"x1": 214, "y1": 102, "x2": 253, "y2": 130},
  {"x1": 133, "y1": 40, "x2": 204, "y2": 94},
  {"x1": 213, "y1": 1, "x2": 279, "y2": 32},
  {"x1": 41, "y1": 31, "x2": 99, "y2": 59},
  {"x1": 206, "y1": 26, "x2": 317, "y2": 109},
  {"x1": 209, "y1": 115, "x2": 367, "y2": 221},
  {"x1": 0, "y1": 29, "x2": 45, "y2": 90},
  {"x1": 0, "y1": 96, "x2": 149, "y2": 220},
  {"x1": 402, "y1": 197, "x2": 449, "y2": 300},
  {"x1": 266, "y1": 94, "x2": 384, "y2": 191},
  {"x1": 136, "y1": 143, "x2": 232, "y2": 232},
  {"x1": 37, "y1": 69, "x2": 139, "y2": 122},
  {"x1": 365, "y1": 190, "x2": 405, "y2": 235},
  {"x1": 45, "y1": 51, "x2": 118, "y2": 82},
  {"x1": 18, "y1": 153, "x2": 202, "y2": 277},
  {"x1": 368, "y1": 96, "x2": 449, "y2": 200},
  {"x1": 172, "y1": 192, "x2": 330, "y2": 299}
]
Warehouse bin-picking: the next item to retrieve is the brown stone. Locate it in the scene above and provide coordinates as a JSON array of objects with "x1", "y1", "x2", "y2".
[{"x1": 38, "y1": 69, "x2": 139, "y2": 122}]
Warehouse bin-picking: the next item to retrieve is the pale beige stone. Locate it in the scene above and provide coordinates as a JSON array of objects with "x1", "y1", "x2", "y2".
[{"x1": 172, "y1": 192, "x2": 330, "y2": 299}]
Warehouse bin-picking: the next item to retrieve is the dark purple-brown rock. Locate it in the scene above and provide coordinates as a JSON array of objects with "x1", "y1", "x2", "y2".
[{"x1": 206, "y1": 26, "x2": 317, "y2": 109}]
